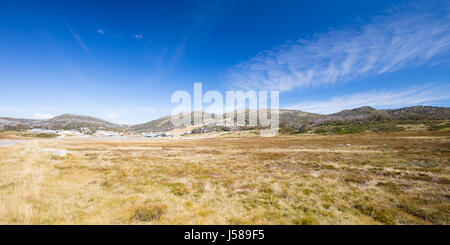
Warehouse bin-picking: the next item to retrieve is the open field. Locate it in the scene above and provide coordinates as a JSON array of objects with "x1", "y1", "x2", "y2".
[{"x1": 0, "y1": 131, "x2": 449, "y2": 224}]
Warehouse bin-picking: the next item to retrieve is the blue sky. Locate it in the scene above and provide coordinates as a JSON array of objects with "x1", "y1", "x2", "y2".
[{"x1": 0, "y1": 0, "x2": 449, "y2": 124}]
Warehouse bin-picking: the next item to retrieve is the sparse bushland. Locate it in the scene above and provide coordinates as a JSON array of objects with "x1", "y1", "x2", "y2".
[
  {"x1": 308, "y1": 121, "x2": 403, "y2": 135},
  {"x1": 34, "y1": 133, "x2": 59, "y2": 138},
  {"x1": 1, "y1": 106, "x2": 448, "y2": 134},
  {"x1": 277, "y1": 119, "x2": 450, "y2": 135},
  {"x1": 0, "y1": 130, "x2": 448, "y2": 224}
]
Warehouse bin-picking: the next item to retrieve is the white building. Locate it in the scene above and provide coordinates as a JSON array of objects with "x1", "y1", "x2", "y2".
[
  {"x1": 144, "y1": 133, "x2": 159, "y2": 138},
  {"x1": 79, "y1": 127, "x2": 92, "y2": 133},
  {"x1": 144, "y1": 132, "x2": 168, "y2": 138}
]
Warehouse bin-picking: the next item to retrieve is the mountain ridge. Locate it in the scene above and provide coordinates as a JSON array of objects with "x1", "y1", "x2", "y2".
[
  {"x1": 0, "y1": 106, "x2": 449, "y2": 132},
  {"x1": 0, "y1": 114, "x2": 122, "y2": 131}
]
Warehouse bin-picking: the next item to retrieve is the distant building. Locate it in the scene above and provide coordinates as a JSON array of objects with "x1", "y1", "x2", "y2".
[
  {"x1": 95, "y1": 130, "x2": 120, "y2": 137},
  {"x1": 28, "y1": 128, "x2": 59, "y2": 134},
  {"x1": 43, "y1": 129, "x2": 58, "y2": 134},
  {"x1": 80, "y1": 127, "x2": 92, "y2": 133},
  {"x1": 144, "y1": 132, "x2": 168, "y2": 138},
  {"x1": 29, "y1": 128, "x2": 44, "y2": 134},
  {"x1": 144, "y1": 133, "x2": 159, "y2": 138}
]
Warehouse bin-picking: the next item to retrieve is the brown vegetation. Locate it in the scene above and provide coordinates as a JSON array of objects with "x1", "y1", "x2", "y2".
[{"x1": 0, "y1": 130, "x2": 448, "y2": 224}]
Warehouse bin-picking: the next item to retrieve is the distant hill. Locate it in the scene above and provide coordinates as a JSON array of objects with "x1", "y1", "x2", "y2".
[
  {"x1": 385, "y1": 106, "x2": 450, "y2": 120},
  {"x1": 0, "y1": 114, "x2": 122, "y2": 131},
  {"x1": 329, "y1": 106, "x2": 378, "y2": 119},
  {"x1": 295, "y1": 106, "x2": 450, "y2": 134},
  {"x1": 317, "y1": 106, "x2": 450, "y2": 123},
  {"x1": 278, "y1": 109, "x2": 326, "y2": 126},
  {"x1": 129, "y1": 109, "x2": 325, "y2": 132},
  {"x1": 0, "y1": 117, "x2": 42, "y2": 127},
  {"x1": 0, "y1": 106, "x2": 449, "y2": 133},
  {"x1": 129, "y1": 106, "x2": 450, "y2": 132},
  {"x1": 129, "y1": 115, "x2": 174, "y2": 132},
  {"x1": 129, "y1": 111, "x2": 214, "y2": 132},
  {"x1": 45, "y1": 114, "x2": 123, "y2": 130}
]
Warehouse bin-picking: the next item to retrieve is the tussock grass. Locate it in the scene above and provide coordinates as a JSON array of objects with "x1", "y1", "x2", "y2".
[
  {"x1": 0, "y1": 131, "x2": 448, "y2": 224},
  {"x1": 131, "y1": 203, "x2": 167, "y2": 222}
]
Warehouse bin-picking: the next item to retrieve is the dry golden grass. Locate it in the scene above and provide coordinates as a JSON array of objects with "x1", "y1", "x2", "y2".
[{"x1": 0, "y1": 131, "x2": 449, "y2": 224}]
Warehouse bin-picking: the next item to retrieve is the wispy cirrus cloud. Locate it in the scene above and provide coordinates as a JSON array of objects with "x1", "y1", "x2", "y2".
[
  {"x1": 288, "y1": 84, "x2": 450, "y2": 114},
  {"x1": 67, "y1": 25, "x2": 97, "y2": 64},
  {"x1": 228, "y1": 8, "x2": 450, "y2": 92}
]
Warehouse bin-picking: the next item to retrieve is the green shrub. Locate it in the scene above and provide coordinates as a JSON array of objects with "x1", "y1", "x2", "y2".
[{"x1": 35, "y1": 133, "x2": 59, "y2": 138}]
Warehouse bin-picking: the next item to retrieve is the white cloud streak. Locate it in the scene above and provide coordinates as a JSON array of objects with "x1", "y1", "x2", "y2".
[
  {"x1": 288, "y1": 84, "x2": 450, "y2": 114},
  {"x1": 33, "y1": 113, "x2": 54, "y2": 119},
  {"x1": 67, "y1": 25, "x2": 97, "y2": 64},
  {"x1": 134, "y1": 34, "x2": 143, "y2": 40},
  {"x1": 107, "y1": 113, "x2": 117, "y2": 119},
  {"x1": 228, "y1": 8, "x2": 450, "y2": 92}
]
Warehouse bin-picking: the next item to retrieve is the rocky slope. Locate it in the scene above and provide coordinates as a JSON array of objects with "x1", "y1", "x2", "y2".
[
  {"x1": 0, "y1": 114, "x2": 123, "y2": 131},
  {"x1": 0, "y1": 106, "x2": 449, "y2": 132}
]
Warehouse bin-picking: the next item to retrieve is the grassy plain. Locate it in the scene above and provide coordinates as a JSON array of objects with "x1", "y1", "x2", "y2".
[{"x1": 0, "y1": 131, "x2": 448, "y2": 224}]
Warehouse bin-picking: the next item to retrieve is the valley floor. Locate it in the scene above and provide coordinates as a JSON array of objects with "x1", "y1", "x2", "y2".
[{"x1": 0, "y1": 131, "x2": 449, "y2": 224}]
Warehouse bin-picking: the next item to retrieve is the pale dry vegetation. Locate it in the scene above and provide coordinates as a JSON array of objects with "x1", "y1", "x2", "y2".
[{"x1": 0, "y1": 131, "x2": 449, "y2": 224}]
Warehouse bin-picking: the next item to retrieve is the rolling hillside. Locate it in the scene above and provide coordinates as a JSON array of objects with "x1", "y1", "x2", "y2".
[
  {"x1": 0, "y1": 114, "x2": 123, "y2": 131},
  {"x1": 0, "y1": 106, "x2": 449, "y2": 133},
  {"x1": 129, "y1": 111, "x2": 215, "y2": 132},
  {"x1": 129, "y1": 106, "x2": 450, "y2": 132}
]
